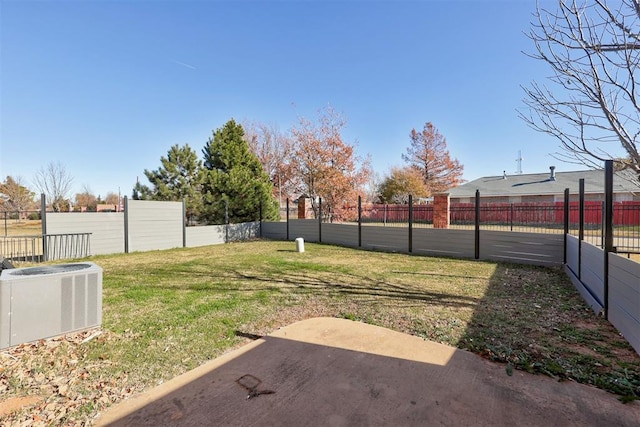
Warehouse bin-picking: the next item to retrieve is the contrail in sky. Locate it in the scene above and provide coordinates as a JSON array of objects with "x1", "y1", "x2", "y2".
[{"x1": 173, "y1": 60, "x2": 196, "y2": 70}]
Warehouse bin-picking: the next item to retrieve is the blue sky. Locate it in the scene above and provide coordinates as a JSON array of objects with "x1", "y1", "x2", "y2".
[{"x1": 0, "y1": 0, "x2": 612, "y2": 200}]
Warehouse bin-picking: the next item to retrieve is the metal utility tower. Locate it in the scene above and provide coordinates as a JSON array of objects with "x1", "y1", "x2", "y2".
[{"x1": 515, "y1": 151, "x2": 524, "y2": 174}]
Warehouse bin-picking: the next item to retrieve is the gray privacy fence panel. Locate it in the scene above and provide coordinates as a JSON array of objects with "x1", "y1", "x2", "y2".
[
  {"x1": 186, "y1": 225, "x2": 225, "y2": 247},
  {"x1": 479, "y1": 231, "x2": 563, "y2": 267},
  {"x1": 185, "y1": 223, "x2": 258, "y2": 248},
  {"x1": 413, "y1": 229, "x2": 475, "y2": 259},
  {"x1": 566, "y1": 235, "x2": 579, "y2": 274},
  {"x1": 128, "y1": 200, "x2": 183, "y2": 252},
  {"x1": 262, "y1": 222, "x2": 287, "y2": 240},
  {"x1": 228, "y1": 222, "x2": 260, "y2": 240},
  {"x1": 608, "y1": 254, "x2": 640, "y2": 354},
  {"x1": 564, "y1": 239, "x2": 606, "y2": 315},
  {"x1": 581, "y1": 242, "x2": 605, "y2": 306},
  {"x1": 323, "y1": 223, "x2": 358, "y2": 247},
  {"x1": 361, "y1": 226, "x2": 407, "y2": 252},
  {"x1": 47, "y1": 213, "x2": 124, "y2": 255},
  {"x1": 564, "y1": 260, "x2": 604, "y2": 314},
  {"x1": 289, "y1": 219, "x2": 319, "y2": 242}
]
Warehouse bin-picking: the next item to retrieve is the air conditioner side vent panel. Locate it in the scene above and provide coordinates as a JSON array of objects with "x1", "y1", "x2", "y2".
[{"x1": 0, "y1": 262, "x2": 103, "y2": 349}]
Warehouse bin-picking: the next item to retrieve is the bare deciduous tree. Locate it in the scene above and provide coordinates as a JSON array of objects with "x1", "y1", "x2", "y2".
[
  {"x1": 521, "y1": 0, "x2": 640, "y2": 179},
  {"x1": 242, "y1": 120, "x2": 295, "y2": 206},
  {"x1": 290, "y1": 106, "x2": 371, "y2": 221},
  {"x1": 33, "y1": 161, "x2": 74, "y2": 211}
]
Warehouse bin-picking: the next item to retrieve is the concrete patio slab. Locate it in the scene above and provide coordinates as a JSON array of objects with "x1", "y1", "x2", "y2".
[{"x1": 96, "y1": 317, "x2": 640, "y2": 426}]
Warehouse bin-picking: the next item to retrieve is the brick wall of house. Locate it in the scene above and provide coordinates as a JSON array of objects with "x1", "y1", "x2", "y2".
[
  {"x1": 433, "y1": 193, "x2": 450, "y2": 229},
  {"x1": 297, "y1": 197, "x2": 306, "y2": 219}
]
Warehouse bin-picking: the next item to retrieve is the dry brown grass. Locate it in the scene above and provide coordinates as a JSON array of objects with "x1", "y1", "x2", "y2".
[{"x1": 2, "y1": 219, "x2": 42, "y2": 236}]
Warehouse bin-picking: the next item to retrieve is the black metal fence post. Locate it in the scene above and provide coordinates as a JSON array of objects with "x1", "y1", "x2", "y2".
[
  {"x1": 408, "y1": 194, "x2": 413, "y2": 253},
  {"x1": 564, "y1": 188, "x2": 569, "y2": 265},
  {"x1": 358, "y1": 195, "x2": 362, "y2": 247},
  {"x1": 318, "y1": 197, "x2": 322, "y2": 243},
  {"x1": 286, "y1": 198, "x2": 290, "y2": 240},
  {"x1": 579, "y1": 179, "x2": 585, "y2": 280},
  {"x1": 604, "y1": 160, "x2": 614, "y2": 319},
  {"x1": 41, "y1": 194, "x2": 48, "y2": 260},
  {"x1": 600, "y1": 201, "x2": 605, "y2": 247},
  {"x1": 510, "y1": 203, "x2": 514, "y2": 231},
  {"x1": 474, "y1": 190, "x2": 480, "y2": 260}
]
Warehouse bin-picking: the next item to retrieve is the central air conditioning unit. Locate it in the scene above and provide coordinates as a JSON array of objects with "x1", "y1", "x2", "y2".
[{"x1": 0, "y1": 262, "x2": 103, "y2": 349}]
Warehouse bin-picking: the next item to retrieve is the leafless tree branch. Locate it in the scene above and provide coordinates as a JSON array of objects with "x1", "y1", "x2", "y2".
[
  {"x1": 520, "y1": 0, "x2": 640, "y2": 180},
  {"x1": 33, "y1": 161, "x2": 74, "y2": 212}
]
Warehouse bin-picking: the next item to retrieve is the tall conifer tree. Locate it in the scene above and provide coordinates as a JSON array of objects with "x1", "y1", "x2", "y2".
[{"x1": 201, "y1": 120, "x2": 278, "y2": 223}]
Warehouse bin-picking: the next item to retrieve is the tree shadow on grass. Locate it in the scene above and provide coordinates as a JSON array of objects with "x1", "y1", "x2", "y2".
[
  {"x1": 110, "y1": 263, "x2": 482, "y2": 310},
  {"x1": 231, "y1": 269, "x2": 479, "y2": 309},
  {"x1": 391, "y1": 270, "x2": 490, "y2": 280}
]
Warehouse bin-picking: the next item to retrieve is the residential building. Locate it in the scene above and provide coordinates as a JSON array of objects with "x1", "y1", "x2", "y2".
[{"x1": 449, "y1": 167, "x2": 640, "y2": 204}]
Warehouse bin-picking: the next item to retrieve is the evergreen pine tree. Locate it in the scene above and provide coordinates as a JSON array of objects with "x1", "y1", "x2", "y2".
[
  {"x1": 201, "y1": 120, "x2": 278, "y2": 224},
  {"x1": 134, "y1": 144, "x2": 203, "y2": 221}
]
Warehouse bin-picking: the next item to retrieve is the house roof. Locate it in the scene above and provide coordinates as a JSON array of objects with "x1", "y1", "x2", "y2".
[{"x1": 448, "y1": 168, "x2": 640, "y2": 198}]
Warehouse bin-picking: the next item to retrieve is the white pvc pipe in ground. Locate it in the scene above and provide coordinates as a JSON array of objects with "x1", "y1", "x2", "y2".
[{"x1": 295, "y1": 237, "x2": 305, "y2": 253}]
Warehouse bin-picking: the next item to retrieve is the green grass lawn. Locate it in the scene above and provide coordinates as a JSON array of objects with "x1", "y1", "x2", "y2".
[{"x1": 2, "y1": 240, "x2": 640, "y2": 425}]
